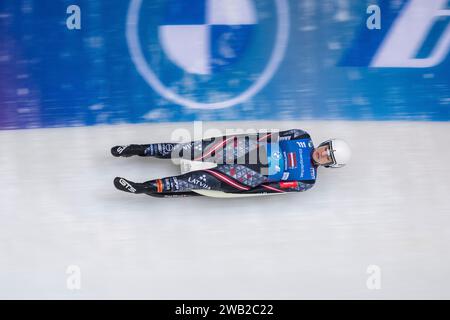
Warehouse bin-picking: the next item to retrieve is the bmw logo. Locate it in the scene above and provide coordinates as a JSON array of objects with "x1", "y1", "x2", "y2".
[{"x1": 126, "y1": 0, "x2": 290, "y2": 109}]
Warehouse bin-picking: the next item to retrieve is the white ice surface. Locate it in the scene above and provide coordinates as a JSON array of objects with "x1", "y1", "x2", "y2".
[{"x1": 0, "y1": 120, "x2": 449, "y2": 299}]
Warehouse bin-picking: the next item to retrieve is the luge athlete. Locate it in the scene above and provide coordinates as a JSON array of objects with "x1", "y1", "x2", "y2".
[{"x1": 111, "y1": 129, "x2": 351, "y2": 198}]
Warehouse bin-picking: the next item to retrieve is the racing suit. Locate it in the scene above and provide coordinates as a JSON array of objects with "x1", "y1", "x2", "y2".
[{"x1": 113, "y1": 129, "x2": 318, "y2": 197}]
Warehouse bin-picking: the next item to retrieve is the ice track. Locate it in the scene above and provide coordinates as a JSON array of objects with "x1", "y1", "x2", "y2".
[{"x1": 1, "y1": 121, "x2": 449, "y2": 299}]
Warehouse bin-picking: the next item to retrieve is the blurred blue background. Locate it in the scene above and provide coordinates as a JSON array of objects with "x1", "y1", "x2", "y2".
[{"x1": 0, "y1": 0, "x2": 449, "y2": 130}]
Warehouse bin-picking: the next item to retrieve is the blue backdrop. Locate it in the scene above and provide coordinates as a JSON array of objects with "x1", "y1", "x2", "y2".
[{"x1": 0, "y1": 0, "x2": 449, "y2": 130}]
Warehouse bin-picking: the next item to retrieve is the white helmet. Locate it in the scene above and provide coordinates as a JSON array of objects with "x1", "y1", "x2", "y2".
[{"x1": 318, "y1": 139, "x2": 351, "y2": 168}]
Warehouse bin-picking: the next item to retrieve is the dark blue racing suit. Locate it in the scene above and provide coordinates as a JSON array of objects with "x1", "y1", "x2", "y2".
[{"x1": 132, "y1": 129, "x2": 318, "y2": 197}]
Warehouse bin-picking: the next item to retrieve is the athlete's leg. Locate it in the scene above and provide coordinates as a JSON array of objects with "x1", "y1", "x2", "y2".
[
  {"x1": 114, "y1": 169, "x2": 237, "y2": 195},
  {"x1": 111, "y1": 138, "x2": 213, "y2": 159},
  {"x1": 111, "y1": 143, "x2": 176, "y2": 158},
  {"x1": 111, "y1": 131, "x2": 273, "y2": 165},
  {"x1": 111, "y1": 134, "x2": 252, "y2": 160},
  {"x1": 114, "y1": 160, "x2": 269, "y2": 196}
]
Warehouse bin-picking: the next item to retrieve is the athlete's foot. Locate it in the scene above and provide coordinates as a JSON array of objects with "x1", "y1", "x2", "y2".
[
  {"x1": 113, "y1": 177, "x2": 157, "y2": 194},
  {"x1": 111, "y1": 144, "x2": 149, "y2": 157}
]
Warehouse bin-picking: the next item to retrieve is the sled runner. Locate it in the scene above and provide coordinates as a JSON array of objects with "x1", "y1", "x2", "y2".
[{"x1": 179, "y1": 159, "x2": 285, "y2": 198}]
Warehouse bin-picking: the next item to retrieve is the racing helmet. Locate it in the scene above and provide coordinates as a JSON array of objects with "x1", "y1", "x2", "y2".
[{"x1": 318, "y1": 139, "x2": 351, "y2": 168}]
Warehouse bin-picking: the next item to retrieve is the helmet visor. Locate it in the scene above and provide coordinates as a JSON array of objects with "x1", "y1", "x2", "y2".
[{"x1": 318, "y1": 140, "x2": 338, "y2": 167}]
